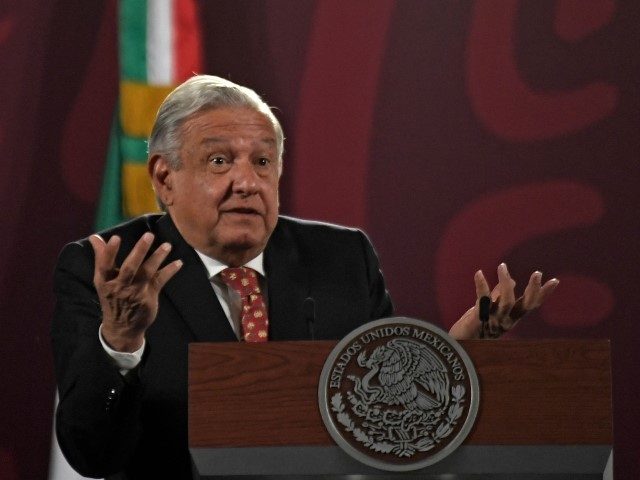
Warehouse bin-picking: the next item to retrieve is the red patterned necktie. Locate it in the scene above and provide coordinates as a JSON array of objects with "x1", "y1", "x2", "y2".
[{"x1": 219, "y1": 267, "x2": 269, "y2": 342}]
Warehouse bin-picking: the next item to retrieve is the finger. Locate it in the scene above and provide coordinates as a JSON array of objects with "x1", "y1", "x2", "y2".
[
  {"x1": 474, "y1": 270, "x2": 490, "y2": 298},
  {"x1": 117, "y1": 232, "x2": 155, "y2": 284},
  {"x1": 491, "y1": 264, "x2": 516, "y2": 335},
  {"x1": 103, "y1": 236, "x2": 122, "y2": 280},
  {"x1": 522, "y1": 271, "x2": 543, "y2": 310},
  {"x1": 88, "y1": 234, "x2": 105, "y2": 260},
  {"x1": 88, "y1": 235, "x2": 106, "y2": 283},
  {"x1": 503, "y1": 274, "x2": 559, "y2": 321},
  {"x1": 537, "y1": 277, "x2": 560, "y2": 304},
  {"x1": 496, "y1": 263, "x2": 516, "y2": 317},
  {"x1": 89, "y1": 234, "x2": 121, "y2": 282},
  {"x1": 136, "y1": 242, "x2": 173, "y2": 282},
  {"x1": 151, "y1": 259, "x2": 183, "y2": 292},
  {"x1": 521, "y1": 273, "x2": 559, "y2": 310},
  {"x1": 490, "y1": 296, "x2": 500, "y2": 313},
  {"x1": 506, "y1": 271, "x2": 542, "y2": 320},
  {"x1": 490, "y1": 287, "x2": 501, "y2": 303}
]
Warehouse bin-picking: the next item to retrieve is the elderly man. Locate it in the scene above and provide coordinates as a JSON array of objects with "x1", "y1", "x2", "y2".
[{"x1": 52, "y1": 75, "x2": 558, "y2": 479}]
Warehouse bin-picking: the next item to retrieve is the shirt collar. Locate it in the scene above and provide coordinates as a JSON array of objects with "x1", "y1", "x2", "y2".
[{"x1": 194, "y1": 249, "x2": 266, "y2": 280}]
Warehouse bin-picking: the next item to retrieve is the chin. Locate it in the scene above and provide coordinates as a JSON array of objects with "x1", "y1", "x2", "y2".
[{"x1": 221, "y1": 232, "x2": 264, "y2": 251}]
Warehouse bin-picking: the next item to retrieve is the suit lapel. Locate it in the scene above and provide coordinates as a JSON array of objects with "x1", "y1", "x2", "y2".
[
  {"x1": 153, "y1": 215, "x2": 310, "y2": 341},
  {"x1": 155, "y1": 214, "x2": 237, "y2": 342},
  {"x1": 265, "y1": 219, "x2": 311, "y2": 340}
]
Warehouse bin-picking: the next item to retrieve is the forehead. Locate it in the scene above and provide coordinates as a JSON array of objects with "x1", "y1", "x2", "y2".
[{"x1": 181, "y1": 107, "x2": 276, "y2": 145}]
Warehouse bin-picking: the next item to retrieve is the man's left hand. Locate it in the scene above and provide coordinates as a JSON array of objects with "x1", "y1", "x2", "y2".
[{"x1": 449, "y1": 263, "x2": 559, "y2": 340}]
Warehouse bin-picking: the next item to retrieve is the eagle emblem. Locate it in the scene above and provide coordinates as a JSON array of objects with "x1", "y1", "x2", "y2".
[{"x1": 319, "y1": 318, "x2": 479, "y2": 471}]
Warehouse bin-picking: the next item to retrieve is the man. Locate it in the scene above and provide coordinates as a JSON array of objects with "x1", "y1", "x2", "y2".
[{"x1": 52, "y1": 75, "x2": 558, "y2": 479}]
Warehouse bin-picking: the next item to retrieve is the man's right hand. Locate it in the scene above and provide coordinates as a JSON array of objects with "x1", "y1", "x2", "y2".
[{"x1": 89, "y1": 232, "x2": 183, "y2": 352}]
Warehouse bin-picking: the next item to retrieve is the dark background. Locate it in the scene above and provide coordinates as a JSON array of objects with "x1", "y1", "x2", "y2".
[{"x1": 1, "y1": 0, "x2": 638, "y2": 478}]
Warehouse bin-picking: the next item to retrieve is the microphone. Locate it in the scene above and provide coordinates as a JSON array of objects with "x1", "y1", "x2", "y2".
[
  {"x1": 303, "y1": 297, "x2": 316, "y2": 340},
  {"x1": 479, "y1": 295, "x2": 491, "y2": 339}
]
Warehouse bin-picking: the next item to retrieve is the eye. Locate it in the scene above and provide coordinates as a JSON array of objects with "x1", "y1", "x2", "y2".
[
  {"x1": 257, "y1": 157, "x2": 270, "y2": 167},
  {"x1": 208, "y1": 155, "x2": 232, "y2": 172}
]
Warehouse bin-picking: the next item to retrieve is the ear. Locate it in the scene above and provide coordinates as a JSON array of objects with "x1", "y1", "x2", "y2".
[{"x1": 148, "y1": 154, "x2": 175, "y2": 207}]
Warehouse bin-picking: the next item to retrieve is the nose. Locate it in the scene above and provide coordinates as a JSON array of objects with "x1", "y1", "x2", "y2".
[{"x1": 230, "y1": 159, "x2": 259, "y2": 196}]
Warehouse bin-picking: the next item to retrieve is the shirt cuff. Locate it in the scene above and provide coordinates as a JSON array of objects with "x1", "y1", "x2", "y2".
[{"x1": 99, "y1": 324, "x2": 145, "y2": 372}]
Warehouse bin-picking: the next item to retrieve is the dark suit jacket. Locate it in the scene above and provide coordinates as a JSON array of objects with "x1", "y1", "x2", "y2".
[{"x1": 52, "y1": 214, "x2": 393, "y2": 479}]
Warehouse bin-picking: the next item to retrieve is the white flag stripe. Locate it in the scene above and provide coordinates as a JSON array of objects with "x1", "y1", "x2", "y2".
[
  {"x1": 147, "y1": 0, "x2": 174, "y2": 85},
  {"x1": 48, "y1": 393, "x2": 99, "y2": 480}
]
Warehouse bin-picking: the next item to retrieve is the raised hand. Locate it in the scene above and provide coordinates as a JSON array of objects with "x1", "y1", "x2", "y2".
[
  {"x1": 89, "y1": 232, "x2": 183, "y2": 352},
  {"x1": 449, "y1": 263, "x2": 559, "y2": 340}
]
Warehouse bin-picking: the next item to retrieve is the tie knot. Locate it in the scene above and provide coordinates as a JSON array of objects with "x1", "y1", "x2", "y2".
[{"x1": 219, "y1": 267, "x2": 261, "y2": 298}]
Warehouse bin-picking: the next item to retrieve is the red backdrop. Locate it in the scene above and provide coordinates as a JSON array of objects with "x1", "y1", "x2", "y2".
[{"x1": 0, "y1": 1, "x2": 638, "y2": 478}]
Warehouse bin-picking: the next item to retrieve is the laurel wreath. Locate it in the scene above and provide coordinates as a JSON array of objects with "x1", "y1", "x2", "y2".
[
  {"x1": 330, "y1": 384, "x2": 466, "y2": 457},
  {"x1": 331, "y1": 392, "x2": 396, "y2": 453}
]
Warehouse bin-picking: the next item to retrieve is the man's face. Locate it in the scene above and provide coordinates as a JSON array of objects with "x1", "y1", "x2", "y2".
[{"x1": 155, "y1": 107, "x2": 280, "y2": 265}]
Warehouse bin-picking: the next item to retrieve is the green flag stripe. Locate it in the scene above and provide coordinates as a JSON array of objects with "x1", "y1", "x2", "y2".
[
  {"x1": 95, "y1": 107, "x2": 124, "y2": 230},
  {"x1": 121, "y1": 135, "x2": 149, "y2": 163},
  {"x1": 120, "y1": 0, "x2": 148, "y2": 82}
]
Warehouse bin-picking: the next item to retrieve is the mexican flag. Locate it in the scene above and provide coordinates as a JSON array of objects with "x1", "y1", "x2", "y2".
[
  {"x1": 95, "y1": 0, "x2": 203, "y2": 230},
  {"x1": 49, "y1": 1, "x2": 202, "y2": 478}
]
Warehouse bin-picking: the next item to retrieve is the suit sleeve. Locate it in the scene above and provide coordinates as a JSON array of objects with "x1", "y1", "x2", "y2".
[
  {"x1": 51, "y1": 241, "x2": 144, "y2": 477},
  {"x1": 357, "y1": 230, "x2": 394, "y2": 320}
]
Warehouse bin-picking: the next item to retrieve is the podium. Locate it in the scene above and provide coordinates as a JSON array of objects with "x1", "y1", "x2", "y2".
[{"x1": 189, "y1": 340, "x2": 612, "y2": 479}]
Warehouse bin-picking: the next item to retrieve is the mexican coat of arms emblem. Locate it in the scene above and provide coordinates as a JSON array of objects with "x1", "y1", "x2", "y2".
[{"x1": 318, "y1": 317, "x2": 480, "y2": 471}]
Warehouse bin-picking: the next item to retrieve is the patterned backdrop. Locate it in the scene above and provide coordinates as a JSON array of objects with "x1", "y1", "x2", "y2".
[{"x1": 0, "y1": 1, "x2": 637, "y2": 478}]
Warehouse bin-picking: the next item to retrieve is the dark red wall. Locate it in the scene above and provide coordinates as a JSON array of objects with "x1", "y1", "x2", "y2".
[{"x1": 1, "y1": 1, "x2": 637, "y2": 478}]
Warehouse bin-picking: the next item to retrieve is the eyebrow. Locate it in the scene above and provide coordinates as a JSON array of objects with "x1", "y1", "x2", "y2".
[{"x1": 200, "y1": 137, "x2": 276, "y2": 146}]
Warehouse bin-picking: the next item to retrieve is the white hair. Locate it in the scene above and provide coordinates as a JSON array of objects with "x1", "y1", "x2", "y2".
[{"x1": 148, "y1": 75, "x2": 284, "y2": 169}]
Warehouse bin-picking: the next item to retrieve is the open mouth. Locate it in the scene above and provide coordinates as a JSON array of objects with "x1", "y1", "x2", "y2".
[{"x1": 224, "y1": 208, "x2": 260, "y2": 215}]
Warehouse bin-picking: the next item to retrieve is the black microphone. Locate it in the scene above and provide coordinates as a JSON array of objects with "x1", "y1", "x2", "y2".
[
  {"x1": 479, "y1": 295, "x2": 491, "y2": 339},
  {"x1": 303, "y1": 297, "x2": 316, "y2": 340}
]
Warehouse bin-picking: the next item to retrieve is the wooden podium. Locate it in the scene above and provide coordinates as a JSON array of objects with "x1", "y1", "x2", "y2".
[{"x1": 189, "y1": 340, "x2": 612, "y2": 479}]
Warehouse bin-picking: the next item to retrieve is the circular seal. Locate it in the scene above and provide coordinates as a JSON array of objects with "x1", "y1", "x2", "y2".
[{"x1": 318, "y1": 317, "x2": 479, "y2": 471}]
